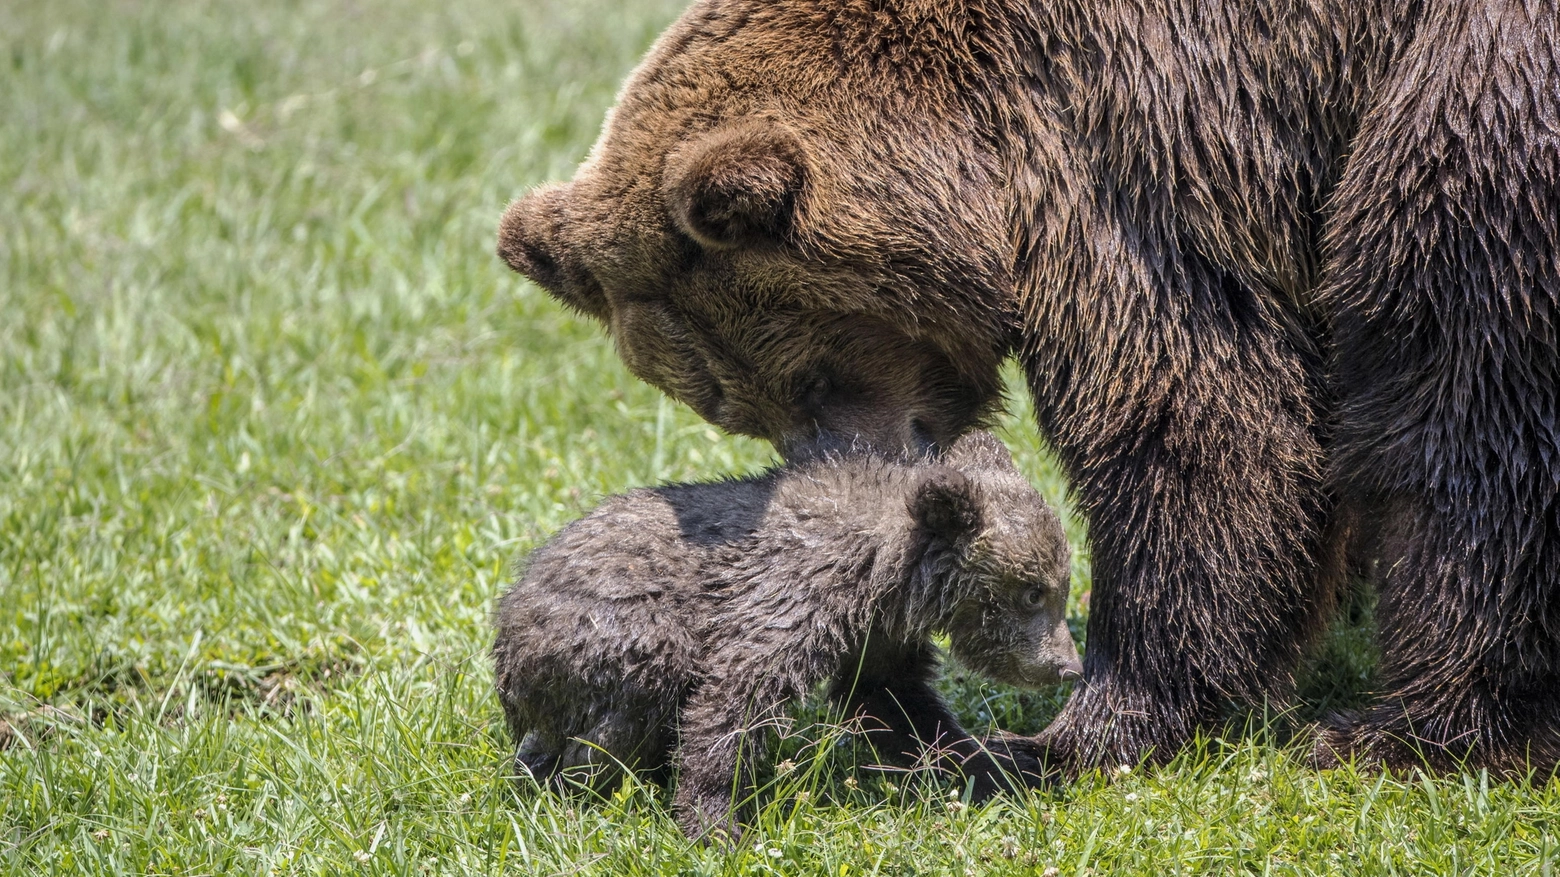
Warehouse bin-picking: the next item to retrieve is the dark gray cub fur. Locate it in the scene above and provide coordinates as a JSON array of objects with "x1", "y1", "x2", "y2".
[{"x1": 492, "y1": 431, "x2": 1079, "y2": 839}]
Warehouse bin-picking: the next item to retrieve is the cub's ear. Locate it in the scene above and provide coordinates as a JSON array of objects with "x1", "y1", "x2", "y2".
[
  {"x1": 497, "y1": 183, "x2": 608, "y2": 321},
  {"x1": 942, "y1": 431, "x2": 1016, "y2": 473},
  {"x1": 911, "y1": 468, "x2": 983, "y2": 542},
  {"x1": 662, "y1": 123, "x2": 806, "y2": 250}
]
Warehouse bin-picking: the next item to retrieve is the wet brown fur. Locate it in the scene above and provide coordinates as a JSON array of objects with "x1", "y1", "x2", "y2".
[
  {"x1": 497, "y1": 1, "x2": 1560, "y2": 776},
  {"x1": 491, "y1": 433, "x2": 1078, "y2": 839}
]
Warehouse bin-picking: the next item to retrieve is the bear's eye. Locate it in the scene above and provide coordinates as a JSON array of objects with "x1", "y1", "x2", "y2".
[
  {"x1": 1021, "y1": 586, "x2": 1046, "y2": 609},
  {"x1": 798, "y1": 373, "x2": 832, "y2": 411}
]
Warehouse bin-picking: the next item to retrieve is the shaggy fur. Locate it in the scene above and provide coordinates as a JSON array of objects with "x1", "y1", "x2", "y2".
[
  {"x1": 496, "y1": 0, "x2": 1560, "y2": 775},
  {"x1": 491, "y1": 432, "x2": 1078, "y2": 839}
]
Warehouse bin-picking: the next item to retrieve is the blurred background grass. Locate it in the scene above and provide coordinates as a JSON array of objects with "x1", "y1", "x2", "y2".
[
  {"x1": 3, "y1": 0, "x2": 731, "y2": 703},
  {"x1": 0, "y1": 1, "x2": 1554, "y2": 874}
]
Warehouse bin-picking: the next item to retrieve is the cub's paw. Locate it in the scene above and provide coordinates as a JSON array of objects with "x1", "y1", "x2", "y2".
[
  {"x1": 672, "y1": 787, "x2": 745, "y2": 846},
  {"x1": 969, "y1": 730, "x2": 1054, "y2": 796}
]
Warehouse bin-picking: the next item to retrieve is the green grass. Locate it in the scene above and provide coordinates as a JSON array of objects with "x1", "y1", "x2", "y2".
[{"x1": 2, "y1": 0, "x2": 1558, "y2": 873}]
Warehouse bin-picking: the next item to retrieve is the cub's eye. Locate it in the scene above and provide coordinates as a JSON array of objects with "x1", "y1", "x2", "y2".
[{"x1": 1021, "y1": 587, "x2": 1046, "y2": 609}]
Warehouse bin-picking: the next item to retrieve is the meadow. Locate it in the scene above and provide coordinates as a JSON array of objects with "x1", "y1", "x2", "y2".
[{"x1": 3, "y1": 0, "x2": 1558, "y2": 873}]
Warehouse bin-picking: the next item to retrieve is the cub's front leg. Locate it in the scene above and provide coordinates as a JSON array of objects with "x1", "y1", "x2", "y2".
[
  {"x1": 832, "y1": 641, "x2": 1020, "y2": 798},
  {"x1": 672, "y1": 630, "x2": 844, "y2": 842},
  {"x1": 672, "y1": 669, "x2": 801, "y2": 843},
  {"x1": 672, "y1": 685, "x2": 763, "y2": 841}
]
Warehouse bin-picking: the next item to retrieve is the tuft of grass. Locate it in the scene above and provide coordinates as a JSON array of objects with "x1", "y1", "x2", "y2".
[{"x1": 2, "y1": 1, "x2": 1557, "y2": 874}]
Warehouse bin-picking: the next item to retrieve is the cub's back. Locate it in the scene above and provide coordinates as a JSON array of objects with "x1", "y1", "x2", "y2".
[{"x1": 493, "y1": 475, "x2": 781, "y2": 685}]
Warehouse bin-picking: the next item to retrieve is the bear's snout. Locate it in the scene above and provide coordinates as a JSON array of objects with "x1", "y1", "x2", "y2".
[{"x1": 498, "y1": 184, "x2": 608, "y2": 320}]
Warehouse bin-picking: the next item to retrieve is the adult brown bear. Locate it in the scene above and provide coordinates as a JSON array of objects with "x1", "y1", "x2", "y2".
[{"x1": 497, "y1": 0, "x2": 1560, "y2": 775}]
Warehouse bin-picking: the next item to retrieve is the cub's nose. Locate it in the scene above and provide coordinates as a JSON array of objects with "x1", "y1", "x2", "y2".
[{"x1": 1059, "y1": 656, "x2": 1084, "y2": 683}]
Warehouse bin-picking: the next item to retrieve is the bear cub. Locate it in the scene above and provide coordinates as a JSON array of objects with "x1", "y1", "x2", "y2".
[{"x1": 491, "y1": 432, "x2": 1080, "y2": 839}]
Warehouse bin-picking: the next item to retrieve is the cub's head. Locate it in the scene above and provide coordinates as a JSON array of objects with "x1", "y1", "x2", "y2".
[
  {"x1": 911, "y1": 432, "x2": 1080, "y2": 687},
  {"x1": 498, "y1": 2, "x2": 1023, "y2": 458}
]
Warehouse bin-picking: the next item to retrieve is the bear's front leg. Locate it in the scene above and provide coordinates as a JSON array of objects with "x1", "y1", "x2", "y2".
[
  {"x1": 1022, "y1": 249, "x2": 1336, "y2": 772},
  {"x1": 1316, "y1": 0, "x2": 1560, "y2": 774}
]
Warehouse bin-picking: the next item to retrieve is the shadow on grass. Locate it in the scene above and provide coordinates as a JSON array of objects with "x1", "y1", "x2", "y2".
[{"x1": 1293, "y1": 579, "x2": 1381, "y2": 719}]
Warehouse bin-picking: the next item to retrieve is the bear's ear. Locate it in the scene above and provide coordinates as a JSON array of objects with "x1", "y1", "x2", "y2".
[
  {"x1": 911, "y1": 468, "x2": 984, "y2": 542},
  {"x1": 662, "y1": 123, "x2": 806, "y2": 250},
  {"x1": 497, "y1": 183, "x2": 608, "y2": 321},
  {"x1": 942, "y1": 431, "x2": 1016, "y2": 473}
]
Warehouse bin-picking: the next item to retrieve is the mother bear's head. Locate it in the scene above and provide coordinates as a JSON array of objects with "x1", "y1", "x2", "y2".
[{"x1": 498, "y1": 1, "x2": 1031, "y2": 459}]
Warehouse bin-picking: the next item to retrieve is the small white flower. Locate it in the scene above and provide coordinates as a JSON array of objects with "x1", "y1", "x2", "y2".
[{"x1": 768, "y1": 847, "x2": 783, "y2": 859}]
